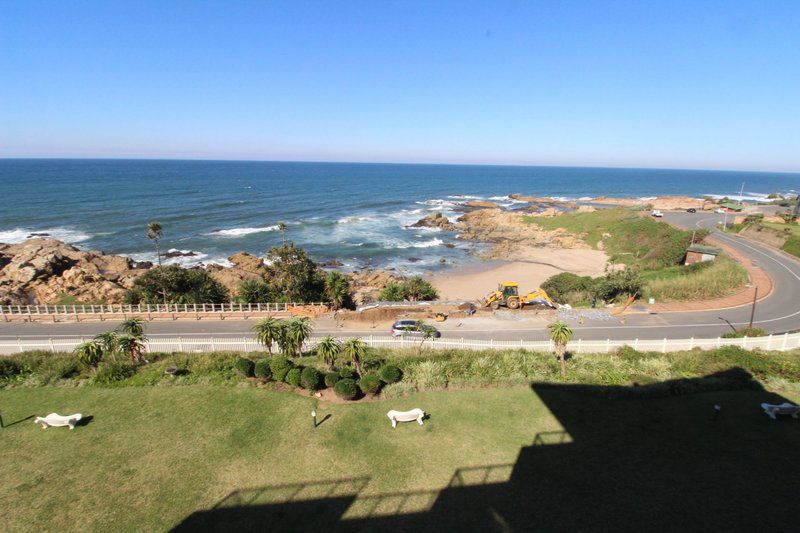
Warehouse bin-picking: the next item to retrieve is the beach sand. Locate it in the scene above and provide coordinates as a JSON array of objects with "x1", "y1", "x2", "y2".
[{"x1": 429, "y1": 248, "x2": 609, "y2": 300}]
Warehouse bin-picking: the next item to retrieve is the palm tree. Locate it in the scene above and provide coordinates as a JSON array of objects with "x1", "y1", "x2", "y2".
[
  {"x1": 286, "y1": 317, "x2": 312, "y2": 356},
  {"x1": 252, "y1": 317, "x2": 281, "y2": 354},
  {"x1": 316, "y1": 336, "x2": 341, "y2": 370},
  {"x1": 74, "y1": 341, "x2": 104, "y2": 369},
  {"x1": 117, "y1": 333, "x2": 146, "y2": 364},
  {"x1": 324, "y1": 271, "x2": 351, "y2": 310},
  {"x1": 118, "y1": 317, "x2": 147, "y2": 339},
  {"x1": 277, "y1": 222, "x2": 287, "y2": 246},
  {"x1": 342, "y1": 338, "x2": 367, "y2": 377},
  {"x1": 147, "y1": 221, "x2": 168, "y2": 305},
  {"x1": 93, "y1": 331, "x2": 120, "y2": 361},
  {"x1": 548, "y1": 320, "x2": 574, "y2": 376}
]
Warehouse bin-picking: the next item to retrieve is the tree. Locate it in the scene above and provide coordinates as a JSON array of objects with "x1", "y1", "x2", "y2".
[
  {"x1": 593, "y1": 269, "x2": 642, "y2": 303},
  {"x1": 264, "y1": 243, "x2": 324, "y2": 303},
  {"x1": 252, "y1": 317, "x2": 281, "y2": 354},
  {"x1": 416, "y1": 321, "x2": 437, "y2": 355},
  {"x1": 324, "y1": 271, "x2": 352, "y2": 310},
  {"x1": 147, "y1": 221, "x2": 168, "y2": 305},
  {"x1": 93, "y1": 331, "x2": 120, "y2": 360},
  {"x1": 316, "y1": 336, "x2": 341, "y2": 370},
  {"x1": 236, "y1": 279, "x2": 274, "y2": 303},
  {"x1": 285, "y1": 317, "x2": 312, "y2": 356},
  {"x1": 117, "y1": 333, "x2": 146, "y2": 364},
  {"x1": 118, "y1": 317, "x2": 146, "y2": 338},
  {"x1": 125, "y1": 264, "x2": 230, "y2": 304},
  {"x1": 379, "y1": 282, "x2": 406, "y2": 302},
  {"x1": 548, "y1": 320, "x2": 574, "y2": 376},
  {"x1": 74, "y1": 341, "x2": 104, "y2": 369},
  {"x1": 278, "y1": 222, "x2": 287, "y2": 246},
  {"x1": 341, "y1": 338, "x2": 367, "y2": 377},
  {"x1": 403, "y1": 276, "x2": 438, "y2": 301}
]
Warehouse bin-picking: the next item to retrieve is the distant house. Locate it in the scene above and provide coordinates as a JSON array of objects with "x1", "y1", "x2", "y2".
[
  {"x1": 685, "y1": 244, "x2": 721, "y2": 265},
  {"x1": 719, "y1": 202, "x2": 744, "y2": 212}
]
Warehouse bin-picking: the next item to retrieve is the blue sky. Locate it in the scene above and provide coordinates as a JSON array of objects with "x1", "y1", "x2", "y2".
[{"x1": 1, "y1": 1, "x2": 799, "y2": 171}]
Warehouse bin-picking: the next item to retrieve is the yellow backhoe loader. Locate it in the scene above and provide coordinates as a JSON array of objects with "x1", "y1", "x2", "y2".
[{"x1": 478, "y1": 282, "x2": 556, "y2": 310}]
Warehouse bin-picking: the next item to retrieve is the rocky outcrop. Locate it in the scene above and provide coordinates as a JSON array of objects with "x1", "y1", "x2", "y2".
[
  {"x1": 455, "y1": 208, "x2": 590, "y2": 260},
  {"x1": 207, "y1": 252, "x2": 267, "y2": 296},
  {"x1": 407, "y1": 212, "x2": 456, "y2": 230},
  {"x1": 347, "y1": 269, "x2": 405, "y2": 305},
  {"x1": 509, "y1": 194, "x2": 554, "y2": 203},
  {"x1": 528, "y1": 207, "x2": 559, "y2": 218},
  {"x1": 464, "y1": 200, "x2": 501, "y2": 209},
  {"x1": 0, "y1": 239, "x2": 147, "y2": 305}
]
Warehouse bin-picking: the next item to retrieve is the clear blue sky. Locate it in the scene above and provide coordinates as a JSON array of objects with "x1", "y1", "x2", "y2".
[{"x1": 1, "y1": 1, "x2": 799, "y2": 171}]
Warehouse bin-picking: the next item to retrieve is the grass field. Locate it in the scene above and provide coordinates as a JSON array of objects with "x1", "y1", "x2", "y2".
[
  {"x1": 2, "y1": 383, "x2": 798, "y2": 531},
  {"x1": 761, "y1": 221, "x2": 800, "y2": 235}
]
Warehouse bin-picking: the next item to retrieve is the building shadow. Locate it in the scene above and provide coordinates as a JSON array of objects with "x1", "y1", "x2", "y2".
[{"x1": 173, "y1": 368, "x2": 800, "y2": 532}]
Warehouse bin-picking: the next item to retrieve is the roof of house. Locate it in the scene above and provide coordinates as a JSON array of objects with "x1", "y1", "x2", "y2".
[
  {"x1": 687, "y1": 244, "x2": 722, "y2": 255},
  {"x1": 720, "y1": 202, "x2": 744, "y2": 211}
]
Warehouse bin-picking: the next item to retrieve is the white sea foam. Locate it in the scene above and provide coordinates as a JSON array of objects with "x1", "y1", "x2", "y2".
[
  {"x1": 207, "y1": 225, "x2": 279, "y2": 237},
  {"x1": 337, "y1": 215, "x2": 375, "y2": 224},
  {"x1": 390, "y1": 237, "x2": 444, "y2": 249},
  {"x1": 0, "y1": 227, "x2": 92, "y2": 244},
  {"x1": 128, "y1": 249, "x2": 234, "y2": 268}
]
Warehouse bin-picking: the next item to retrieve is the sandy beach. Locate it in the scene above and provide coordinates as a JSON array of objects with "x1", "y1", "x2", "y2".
[{"x1": 429, "y1": 247, "x2": 609, "y2": 300}]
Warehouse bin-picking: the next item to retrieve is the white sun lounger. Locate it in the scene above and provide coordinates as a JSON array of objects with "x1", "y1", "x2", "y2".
[
  {"x1": 761, "y1": 403, "x2": 800, "y2": 419},
  {"x1": 34, "y1": 413, "x2": 83, "y2": 430},
  {"x1": 387, "y1": 408, "x2": 425, "y2": 428}
]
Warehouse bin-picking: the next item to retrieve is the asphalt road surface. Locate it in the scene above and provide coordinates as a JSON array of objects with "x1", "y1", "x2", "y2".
[{"x1": 2, "y1": 211, "x2": 798, "y2": 342}]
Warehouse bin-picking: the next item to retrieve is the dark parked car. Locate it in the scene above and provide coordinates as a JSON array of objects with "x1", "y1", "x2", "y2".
[
  {"x1": 391, "y1": 319, "x2": 441, "y2": 338},
  {"x1": 686, "y1": 208, "x2": 697, "y2": 213}
]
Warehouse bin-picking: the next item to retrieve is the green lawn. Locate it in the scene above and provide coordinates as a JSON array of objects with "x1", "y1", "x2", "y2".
[
  {"x1": 761, "y1": 221, "x2": 800, "y2": 235},
  {"x1": 2, "y1": 383, "x2": 798, "y2": 531}
]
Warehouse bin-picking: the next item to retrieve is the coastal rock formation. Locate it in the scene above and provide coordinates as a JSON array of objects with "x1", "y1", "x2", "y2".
[
  {"x1": 0, "y1": 239, "x2": 147, "y2": 305},
  {"x1": 528, "y1": 207, "x2": 559, "y2": 218},
  {"x1": 455, "y1": 209, "x2": 590, "y2": 260},
  {"x1": 509, "y1": 193, "x2": 553, "y2": 203},
  {"x1": 347, "y1": 269, "x2": 404, "y2": 305},
  {"x1": 207, "y1": 252, "x2": 267, "y2": 295},
  {"x1": 407, "y1": 212, "x2": 456, "y2": 230},
  {"x1": 464, "y1": 200, "x2": 501, "y2": 209}
]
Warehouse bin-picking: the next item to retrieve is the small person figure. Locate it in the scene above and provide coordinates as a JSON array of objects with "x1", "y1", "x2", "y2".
[{"x1": 713, "y1": 404, "x2": 721, "y2": 421}]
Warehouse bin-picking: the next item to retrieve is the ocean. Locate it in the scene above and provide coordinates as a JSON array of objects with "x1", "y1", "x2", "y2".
[{"x1": 0, "y1": 159, "x2": 797, "y2": 274}]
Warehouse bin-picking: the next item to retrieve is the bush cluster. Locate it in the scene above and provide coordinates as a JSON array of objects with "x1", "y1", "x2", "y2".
[
  {"x1": 379, "y1": 277, "x2": 438, "y2": 301},
  {"x1": 235, "y1": 358, "x2": 255, "y2": 377},
  {"x1": 285, "y1": 368, "x2": 302, "y2": 388},
  {"x1": 357, "y1": 374, "x2": 382, "y2": 394},
  {"x1": 334, "y1": 378, "x2": 358, "y2": 400},
  {"x1": 300, "y1": 367, "x2": 321, "y2": 390},
  {"x1": 254, "y1": 359, "x2": 272, "y2": 379},
  {"x1": 379, "y1": 364, "x2": 403, "y2": 384},
  {"x1": 324, "y1": 372, "x2": 340, "y2": 387},
  {"x1": 270, "y1": 356, "x2": 293, "y2": 381}
]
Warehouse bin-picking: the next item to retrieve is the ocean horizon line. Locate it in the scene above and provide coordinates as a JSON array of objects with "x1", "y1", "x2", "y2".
[{"x1": 1, "y1": 157, "x2": 799, "y2": 176}]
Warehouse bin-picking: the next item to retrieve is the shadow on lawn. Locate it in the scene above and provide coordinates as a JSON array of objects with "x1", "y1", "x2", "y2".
[{"x1": 173, "y1": 368, "x2": 800, "y2": 532}]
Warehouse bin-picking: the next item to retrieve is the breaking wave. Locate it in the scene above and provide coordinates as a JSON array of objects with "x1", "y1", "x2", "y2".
[{"x1": 0, "y1": 227, "x2": 92, "y2": 244}]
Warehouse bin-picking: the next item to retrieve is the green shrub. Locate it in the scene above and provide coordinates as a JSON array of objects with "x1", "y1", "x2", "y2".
[
  {"x1": 334, "y1": 378, "x2": 358, "y2": 400},
  {"x1": 722, "y1": 327, "x2": 767, "y2": 339},
  {"x1": 300, "y1": 366, "x2": 321, "y2": 390},
  {"x1": 783, "y1": 235, "x2": 800, "y2": 258},
  {"x1": 542, "y1": 273, "x2": 597, "y2": 303},
  {"x1": 234, "y1": 358, "x2": 255, "y2": 377},
  {"x1": 37, "y1": 358, "x2": 81, "y2": 385},
  {"x1": 124, "y1": 264, "x2": 229, "y2": 304},
  {"x1": 0, "y1": 358, "x2": 22, "y2": 379},
  {"x1": 285, "y1": 367, "x2": 302, "y2": 388},
  {"x1": 270, "y1": 356, "x2": 293, "y2": 381},
  {"x1": 254, "y1": 359, "x2": 272, "y2": 379},
  {"x1": 379, "y1": 277, "x2": 438, "y2": 301},
  {"x1": 381, "y1": 381, "x2": 417, "y2": 399},
  {"x1": 324, "y1": 372, "x2": 340, "y2": 387},
  {"x1": 357, "y1": 374, "x2": 382, "y2": 394},
  {"x1": 94, "y1": 360, "x2": 136, "y2": 384},
  {"x1": 338, "y1": 366, "x2": 357, "y2": 379},
  {"x1": 379, "y1": 364, "x2": 403, "y2": 384}
]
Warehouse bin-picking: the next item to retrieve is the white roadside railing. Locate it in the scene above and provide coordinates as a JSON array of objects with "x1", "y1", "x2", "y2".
[
  {"x1": 1, "y1": 332, "x2": 799, "y2": 355},
  {"x1": 0, "y1": 302, "x2": 328, "y2": 321}
]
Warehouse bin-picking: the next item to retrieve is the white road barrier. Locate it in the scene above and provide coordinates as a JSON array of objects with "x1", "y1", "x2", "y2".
[{"x1": 0, "y1": 332, "x2": 798, "y2": 355}]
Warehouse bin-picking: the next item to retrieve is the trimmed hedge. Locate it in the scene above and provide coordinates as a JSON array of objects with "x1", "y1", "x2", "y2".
[
  {"x1": 358, "y1": 374, "x2": 382, "y2": 394},
  {"x1": 270, "y1": 356, "x2": 293, "y2": 382},
  {"x1": 338, "y1": 367, "x2": 357, "y2": 380},
  {"x1": 300, "y1": 367, "x2": 321, "y2": 391},
  {"x1": 334, "y1": 378, "x2": 358, "y2": 400},
  {"x1": 324, "y1": 372, "x2": 340, "y2": 387},
  {"x1": 254, "y1": 359, "x2": 272, "y2": 379},
  {"x1": 93, "y1": 361, "x2": 136, "y2": 384},
  {"x1": 379, "y1": 364, "x2": 403, "y2": 384},
  {"x1": 234, "y1": 358, "x2": 255, "y2": 377},
  {"x1": 285, "y1": 367, "x2": 302, "y2": 388}
]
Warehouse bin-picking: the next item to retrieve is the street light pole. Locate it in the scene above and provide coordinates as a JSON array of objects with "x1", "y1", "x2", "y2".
[{"x1": 748, "y1": 287, "x2": 758, "y2": 330}]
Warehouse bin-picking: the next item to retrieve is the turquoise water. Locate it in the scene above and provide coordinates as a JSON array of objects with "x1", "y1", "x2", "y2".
[{"x1": 0, "y1": 159, "x2": 796, "y2": 273}]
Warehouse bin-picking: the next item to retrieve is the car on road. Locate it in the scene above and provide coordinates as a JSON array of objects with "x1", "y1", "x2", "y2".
[
  {"x1": 715, "y1": 208, "x2": 727, "y2": 214},
  {"x1": 650, "y1": 210, "x2": 663, "y2": 217},
  {"x1": 391, "y1": 319, "x2": 441, "y2": 338},
  {"x1": 686, "y1": 208, "x2": 697, "y2": 213}
]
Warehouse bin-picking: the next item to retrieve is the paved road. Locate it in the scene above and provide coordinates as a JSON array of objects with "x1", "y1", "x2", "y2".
[{"x1": 2, "y1": 212, "x2": 798, "y2": 342}]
